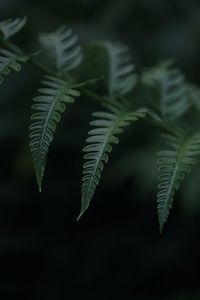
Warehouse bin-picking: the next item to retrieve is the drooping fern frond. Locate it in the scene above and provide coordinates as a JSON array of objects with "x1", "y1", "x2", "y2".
[
  {"x1": 40, "y1": 26, "x2": 83, "y2": 72},
  {"x1": 0, "y1": 49, "x2": 29, "y2": 84},
  {"x1": 102, "y1": 42, "x2": 137, "y2": 96},
  {"x1": 29, "y1": 76, "x2": 81, "y2": 191},
  {"x1": 87, "y1": 41, "x2": 137, "y2": 96},
  {"x1": 142, "y1": 61, "x2": 189, "y2": 121},
  {"x1": 79, "y1": 102, "x2": 147, "y2": 219},
  {"x1": 0, "y1": 17, "x2": 27, "y2": 39},
  {"x1": 157, "y1": 130, "x2": 200, "y2": 233}
]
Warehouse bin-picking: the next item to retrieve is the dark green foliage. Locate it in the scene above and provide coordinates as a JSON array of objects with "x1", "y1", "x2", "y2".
[{"x1": 1, "y1": 16, "x2": 200, "y2": 232}]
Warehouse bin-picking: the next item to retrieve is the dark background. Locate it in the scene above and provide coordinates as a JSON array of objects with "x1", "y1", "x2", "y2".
[{"x1": 1, "y1": 0, "x2": 200, "y2": 299}]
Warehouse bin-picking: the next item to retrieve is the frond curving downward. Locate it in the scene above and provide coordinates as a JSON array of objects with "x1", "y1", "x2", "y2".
[
  {"x1": 87, "y1": 41, "x2": 137, "y2": 96},
  {"x1": 143, "y1": 61, "x2": 189, "y2": 121},
  {"x1": 101, "y1": 42, "x2": 137, "y2": 96},
  {"x1": 79, "y1": 102, "x2": 147, "y2": 219},
  {"x1": 40, "y1": 26, "x2": 83, "y2": 72},
  {"x1": 29, "y1": 76, "x2": 80, "y2": 191},
  {"x1": 157, "y1": 130, "x2": 200, "y2": 233}
]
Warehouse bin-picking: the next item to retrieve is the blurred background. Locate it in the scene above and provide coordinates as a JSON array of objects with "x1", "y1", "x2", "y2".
[{"x1": 1, "y1": 0, "x2": 200, "y2": 299}]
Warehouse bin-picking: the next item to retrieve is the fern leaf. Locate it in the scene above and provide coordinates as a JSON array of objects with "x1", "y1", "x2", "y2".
[
  {"x1": 0, "y1": 49, "x2": 29, "y2": 84},
  {"x1": 40, "y1": 26, "x2": 83, "y2": 72},
  {"x1": 101, "y1": 42, "x2": 137, "y2": 95},
  {"x1": 143, "y1": 62, "x2": 189, "y2": 121},
  {"x1": 86, "y1": 42, "x2": 137, "y2": 96},
  {"x1": 29, "y1": 76, "x2": 80, "y2": 191},
  {"x1": 0, "y1": 17, "x2": 27, "y2": 39},
  {"x1": 157, "y1": 130, "x2": 200, "y2": 233},
  {"x1": 79, "y1": 102, "x2": 147, "y2": 219}
]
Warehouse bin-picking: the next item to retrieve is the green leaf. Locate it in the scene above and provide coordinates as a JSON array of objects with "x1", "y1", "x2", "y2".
[
  {"x1": 29, "y1": 76, "x2": 80, "y2": 191},
  {"x1": 0, "y1": 17, "x2": 27, "y2": 39},
  {"x1": 0, "y1": 49, "x2": 29, "y2": 84},
  {"x1": 157, "y1": 130, "x2": 200, "y2": 233},
  {"x1": 142, "y1": 61, "x2": 189, "y2": 121},
  {"x1": 84, "y1": 42, "x2": 137, "y2": 96},
  {"x1": 39, "y1": 25, "x2": 83, "y2": 72},
  {"x1": 79, "y1": 101, "x2": 147, "y2": 219}
]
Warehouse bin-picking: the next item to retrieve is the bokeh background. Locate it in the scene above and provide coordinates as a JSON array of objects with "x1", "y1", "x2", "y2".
[{"x1": 1, "y1": 0, "x2": 200, "y2": 299}]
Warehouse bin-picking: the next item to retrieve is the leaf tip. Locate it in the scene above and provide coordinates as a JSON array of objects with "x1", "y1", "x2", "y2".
[
  {"x1": 36, "y1": 176, "x2": 42, "y2": 192},
  {"x1": 76, "y1": 207, "x2": 86, "y2": 221},
  {"x1": 77, "y1": 195, "x2": 90, "y2": 220},
  {"x1": 35, "y1": 167, "x2": 44, "y2": 193},
  {"x1": 159, "y1": 219, "x2": 165, "y2": 234}
]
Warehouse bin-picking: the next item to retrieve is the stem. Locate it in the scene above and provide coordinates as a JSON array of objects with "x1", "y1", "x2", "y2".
[
  {"x1": 82, "y1": 88, "x2": 111, "y2": 105},
  {"x1": 0, "y1": 35, "x2": 56, "y2": 76},
  {"x1": 30, "y1": 59, "x2": 56, "y2": 76}
]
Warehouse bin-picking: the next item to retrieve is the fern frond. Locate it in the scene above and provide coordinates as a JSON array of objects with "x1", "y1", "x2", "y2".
[
  {"x1": 0, "y1": 49, "x2": 28, "y2": 84},
  {"x1": 157, "y1": 130, "x2": 200, "y2": 233},
  {"x1": 0, "y1": 17, "x2": 27, "y2": 39},
  {"x1": 79, "y1": 102, "x2": 147, "y2": 219},
  {"x1": 40, "y1": 26, "x2": 83, "y2": 72},
  {"x1": 143, "y1": 61, "x2": 189, "y2": 121},
  {"x1": 29, "y1": 76, "x2": 80, "y2": 191},
  {"x1": 89, "y1": 42, "x2": 137, "y2": 96}
]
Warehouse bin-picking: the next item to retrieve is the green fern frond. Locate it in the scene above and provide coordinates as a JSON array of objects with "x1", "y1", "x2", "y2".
[
  {"x1": 102, "y1": 42, "x2": 137, "y2": 96},
  {"x1": 0, "y1": 49, "x2": 29, "y2": 84},
  {"x1": 157, "y1": 130, "x2": 200, "y2": 233},
  {"x1": 143, "y1": 61, "x2": 189, "y2": 121},
  {"x1": 79, "y1": 102, "x2": 147, "y2": 219},
  {"x1": 107, "y1": 43, "x2": 136, "y2": 95},
  {"x1": 0, "y1": 17, "x2": 27, "y2": 39},
  {"x1": 29, "y1": 75, "x2": 80, "y2": 191},
  {"x1": 40, "y1": 26, "x2": 83, "y2": 72},
  {"x1": 88, "y1": 42, "x2": 137, "y2": 96}
]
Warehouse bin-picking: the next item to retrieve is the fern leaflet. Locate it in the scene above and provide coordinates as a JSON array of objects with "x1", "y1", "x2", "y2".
[
  {"x1": 143, "y1": 61, "x2": 189, "y2": 121},
  {"x1": 79, "y1": 102, "x2": 147, "y2": 219},
  {"x1": 157, "y1": 130, "x2": 200, "y2": 233},
  {"x1": 29, "y1": 76, "x2": 80, "y2": 191},
  {"x1": 0, "y1": 49, "x2": 28, "y2": 84},
  {"x1": 0, "y1": 17, "x2": 27, "y2": 39},
  {"x1": 40, "y1": 26, "x2": 83, "y2": 72},
  {"x1": 90, "y1": 42, "x2": 137, "y2": 96}
]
